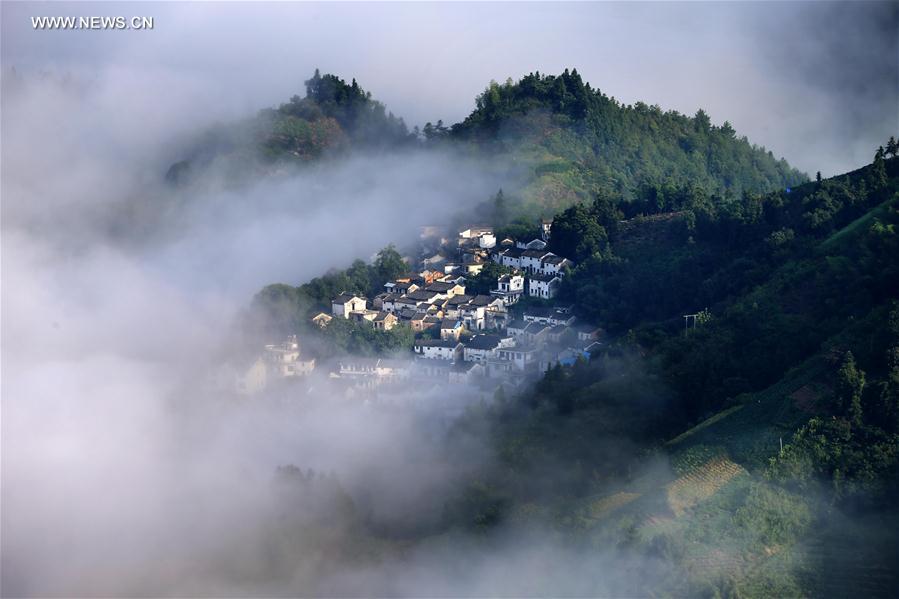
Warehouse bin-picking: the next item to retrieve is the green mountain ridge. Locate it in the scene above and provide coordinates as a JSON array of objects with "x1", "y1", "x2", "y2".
[
  {"x1": 168, "y1": 69, "x2": 806, "y2": 216},
  {"x1": 449, "y1": 69, "x2": 806, "y2": 213}
]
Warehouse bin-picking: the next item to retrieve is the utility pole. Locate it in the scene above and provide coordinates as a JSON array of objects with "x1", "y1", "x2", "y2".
[{"x1": 683, "y1": 313, "x2": 698, "y2": 336}]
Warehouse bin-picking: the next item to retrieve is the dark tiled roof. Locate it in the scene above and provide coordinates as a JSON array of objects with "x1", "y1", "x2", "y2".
[
  {"x1": 446, "y1": 294, "x2": 473, "y2": 306},
  {"x1": 500, "y1": 247, "x2": 524, "y2": 258},
  {"x1": 333, "y1": 293, "x2": 364, "y2": 304},
  {"x1": 524, "y1": 322, "x2": 551, "y2": 335},
  {"x1": 465, "y1": 334, "x2": 507, "y2": 350},
  {"x1": 542, "y1": 254, "x2": 567, "y2": 265},
  {"x1": 406, "y1": 290, "x2": 440, "y2": 301},
  {"x1": 470, "y1": 295, "x2": 495, "y2": 306},
  {"x1": 426, "y1": 281, "x2": 458, "y2": 292}
]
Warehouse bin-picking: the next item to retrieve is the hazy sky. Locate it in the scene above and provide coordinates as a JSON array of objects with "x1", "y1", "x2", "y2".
[{"x1": 2, "y1": 1, "x2": 896, "y2": 176}]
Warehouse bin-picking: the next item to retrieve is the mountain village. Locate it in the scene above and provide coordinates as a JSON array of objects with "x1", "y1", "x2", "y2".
[{"x1": 235, "y1": 220, "x2": 604, "y2": 398}]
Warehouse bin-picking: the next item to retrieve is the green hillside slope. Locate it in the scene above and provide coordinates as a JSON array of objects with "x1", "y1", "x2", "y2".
[
  {"x1": 449, "y1": 69, "x2": 806, "y2": 214},
  {"x1": 442, "y1": 149, "x2": 898, "y2": 596}
]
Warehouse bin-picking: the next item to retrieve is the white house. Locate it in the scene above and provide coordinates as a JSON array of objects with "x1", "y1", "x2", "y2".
[
  {"x1": 523, "y1": 306, "x2": 576, "y2": 326},
  {"x1": 471, "y1": 294, "x2": 505, "y2": 311},
  {"x1": 490, "y1": 272, "x2": 524, "y2": 306},
  {"x1": 496, "y1": 345, "x2": 540, "y2": 371},
  {"x1": 263, "y1": 335, "x2": 316, "y2": 377},
  {"x1": 378, "y1": 293, "x2": 401, "y2": 313},
  {"x1": 413, "y1": 339, "x2": 463, "y2": 361},
  {"x1": 443, "y1": 294, "x2": 473, "y2": 319},
  {"x1": 499, "y1": 273, "x2": 524, "y2": 293},
  {"x1": 459, "y1": 225, "x2": 493, "y2": 240},
  {"x1": 528, "y1": 273, "x2": 561, "y2": 299},
  {"x1": 515, "y1": 238, "x2": 547, "y2": 251},
  {"x1": 332, "y1": 293, "x2": 367, "y2": 318},
  {"x1": 350, "y1": 309, "x2": 379, "y2": 324},
  {"x1": 506, "y1": 319, "x2": 528, "y2": 339},
  {"x1": 541, "y1": 254, "x2": 574, "y2": 276},
  {"x1": 264, "y1": 336, "x2": 299, "y2": 374},
  {"x1": 338, "y1": 358, "x2": 410, "y2": 380},
  {"x1": 463, "y1": 334, "x2": 514, "y2": 363},
  {"x1": 494, "y1": 247, "x2": 524, "y2": 270},
  {"x1": 478, "y1": 233, "x2": 497, "y2": 249},
  {"x1": 449, "y1": 362, "x2": 485, "y2": 383},
  {"x1": 541, "y1": 218, "x2": 553, "y2": 241},
  {"x1": 385, "y1": 280, "x2": 419, "y2": 295},
  {"x1": 426, "y1": 281, "x2": 465, "y2": 298},
  {"x1": 373, "y1": 311, "x2": 399, "y2": 331},
  {"x1": 521, "y1": 322, "x2": 551, "y2": 347},
  {"x1": 440, "y1": 319, "x2": 464, "y2": 340},
  {"x1": 460, "y1": 303, "x2": 486, "y2": 330},
  {"x1": 520, "y1": 250, "x2": 554, "y2": 274}
]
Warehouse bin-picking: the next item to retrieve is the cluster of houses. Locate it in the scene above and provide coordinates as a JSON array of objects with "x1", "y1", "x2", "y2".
[
  {"x1": 417, "y1": 221, "x2": 573, "y2": 302},
  {"x1": 301, "y1": 303, "x2": 603, "y2": 399},
  {"x1": 234, "y1": 221, "x2": 602, "y2": 398},
  {"x1": 323, "y1": 274, "x2": 509, "y2": 334},
  {"x1": 319, "y1": 221, "x2": 577, "y2": 331},
  {"x1": 303, "y1": 222, "x2": 601, "y2": 391}
]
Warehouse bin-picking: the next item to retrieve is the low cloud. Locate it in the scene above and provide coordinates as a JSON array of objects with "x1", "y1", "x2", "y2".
[{"x1": 0, "y1": 68, "x2": 510, "y2": 596}]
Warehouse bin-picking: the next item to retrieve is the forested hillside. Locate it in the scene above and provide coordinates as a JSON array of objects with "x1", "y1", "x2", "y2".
[
  {"x1": 444, "y1": 147, "x2": 899, "y2": 596},
  {"x1": 165, "y1": 70, "x2": 414, "y2": 184},
  {"x1": 445, "y1": 69, "x2": 806, "y2": 214},
  {"x1": 168, "y1": 69, "x2": 805, "y2": 212}
]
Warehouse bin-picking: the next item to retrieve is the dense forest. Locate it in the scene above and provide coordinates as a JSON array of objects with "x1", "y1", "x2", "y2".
[
  {"x1": 446, "y1": 70, "x2": 806, "y2": 214},
  {"x1": 441, "y1": 148, "x2": 899, "y2": 596}
]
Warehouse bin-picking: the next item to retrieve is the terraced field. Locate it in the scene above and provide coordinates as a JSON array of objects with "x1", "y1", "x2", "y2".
[
  {"x1": 665, "y1": 456, "x2": 746, "y2": 517},
  {"x1": 585, "y1": 491, "x2": 641, "y2": 519}
]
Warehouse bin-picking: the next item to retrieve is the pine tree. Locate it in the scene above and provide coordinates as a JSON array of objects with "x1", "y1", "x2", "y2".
[
  {"x1": 870, "y1": 146, "x2": 888, "y2": 191},
  {"x1": 886, "y1": 136, "x2": 898, "y2": 158},
  {"x1": 878, "y1": 348, "x2": 899, "y2": 432},
  {"x1": 835, "y1": 351, "x2": 866, "y2": 427}
]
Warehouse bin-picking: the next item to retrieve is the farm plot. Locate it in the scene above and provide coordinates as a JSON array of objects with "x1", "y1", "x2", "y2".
[
  {"x1": 665, "y1": 456, "x2": 747, "y2": 517},
  {"x1": 585, "y1": 492, "x2": 641, "y2": 520}
]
